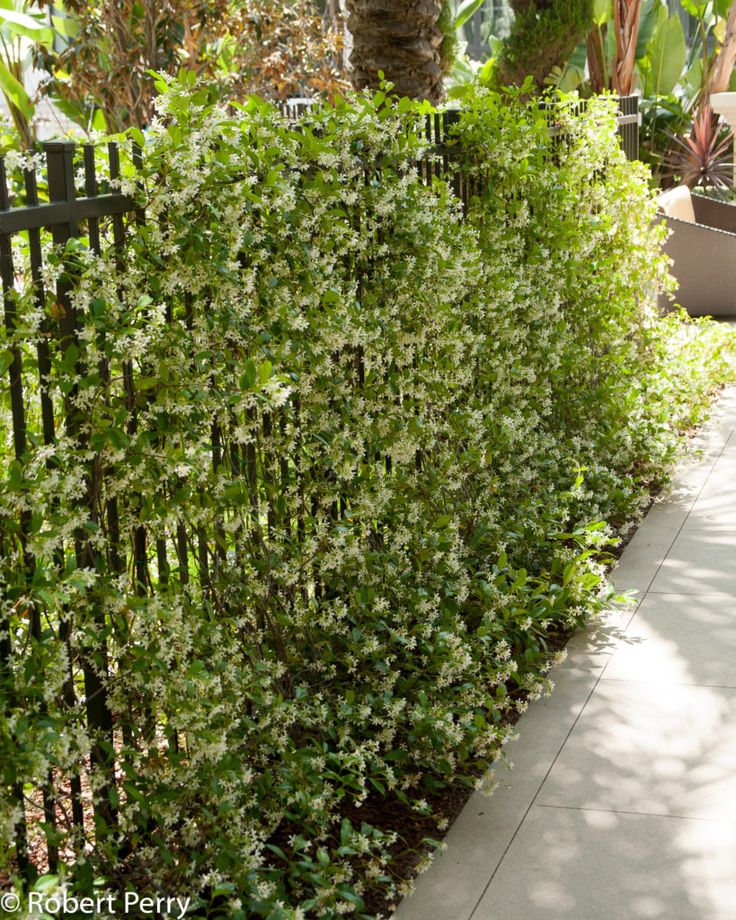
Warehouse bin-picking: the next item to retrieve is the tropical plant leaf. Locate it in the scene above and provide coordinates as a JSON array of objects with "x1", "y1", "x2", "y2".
[
  {"x1": 636, "y1": 0, "x2": 667, "y2": 61},
  {"x1": 453, "y1": 0, "x2": 486, "y2": 30},
  {"x1": 553, "y1": 40, "x2": 588, "y2": 92},
  {"x1": 683, "y1": 57, "x2": 704, "y2": 96},
  {"x1": 0, "y1": 57, "x2": 33, "y2": 119},
  {"x1": 642, "y1": 12, "x2": 686, "y2": 97},
  {"x1": 680, "y1": 0, "x2": 710, "y2": 18},
  {"x1": 0, "y1": 5, "x2": 54, "y2": 46}
]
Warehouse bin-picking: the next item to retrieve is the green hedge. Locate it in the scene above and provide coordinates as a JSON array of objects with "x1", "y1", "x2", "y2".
[{"x1": 1, "y1": 78, "x2": 734, "y2": 917}]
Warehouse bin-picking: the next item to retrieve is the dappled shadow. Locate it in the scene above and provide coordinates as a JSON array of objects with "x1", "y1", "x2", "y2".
[
  {"x1": 650, "y1": 528, "x2": 736, "y2": 595},
  {"x1": 604, "y1": 593, "x2": 736, "y2": 688},
  {"x1": 473, "y1": 804, "x2": 736, "y2": 920},
  {"x1": 471, "y1": 590, "x2": 736, "y2": 920}
]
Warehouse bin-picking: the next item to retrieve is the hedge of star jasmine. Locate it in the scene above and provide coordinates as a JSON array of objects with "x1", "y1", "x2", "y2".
[{"x1": 1, "y1": 76, "x2": 734, "y2": 918}]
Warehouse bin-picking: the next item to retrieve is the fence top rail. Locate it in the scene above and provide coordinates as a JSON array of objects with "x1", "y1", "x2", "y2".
[
  {"x1": 0, "y1": 193, "x2": 134, "y2": 235},
  {"x1": 0, "y1": 95, "x2": 639, "y2": 237}
]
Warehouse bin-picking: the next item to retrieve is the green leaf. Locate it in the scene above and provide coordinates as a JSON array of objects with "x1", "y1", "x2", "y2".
[
  {"x1": 636, "y1": 0, "x2": 667, "y2": 62},
  {"x1": 121, "y1": 780, "x2": 144, "y2": 802},
  {"x1": 51, "y1": 12, "x2": 81, "y2": 39},
  {"x1": 91, "y1": 108, "x2": 107, "y2": 133},
  {"x1": 0, "y1": 59, "x2": 33, "y2": 119},
  {"x1": 592, "y1": 0, "x2": 612, "y2": 26},
  {"x1": 33, "y1": 875, "x2": 59, "y2": 893},
  {"x1": 211, "y1": 882, "x2": 235, "y2": 897},
  {"x1": 61, "y1": 342, "x2": 79, "y2": 373},
  {"x1": 555, "y1": 40, "x2": 588, "y2": 92},
  {"x1": 8, "y1": 459, "x2": 23, "y2": 490},
  {"x1": 240, "y1": 359, "x2": 257, "y2": 389},
  {"x1": 316, "y1": 847, "x2": 330, "y2": 866},
  {"x1": 478, "y1": 57, "x2": 496, "y2": 86},
  {"x1": 49, "y1": 94, "x2": 87, "y2": 127},
  {"x1": 642, "y1": 12, "x2": 686, "y2": 97},
  {"x1": 683, "y1": 57, "x2": 704, "y2": 96},
  {"x1": 680, "y1": 0, "x2": 709, "y2": 16},
  {"x1": 0, "y1": 6, "x2": 54, "y2": 45},
  {"x1": 453, "y1": 0, "x2": 485, "y2": 30}
]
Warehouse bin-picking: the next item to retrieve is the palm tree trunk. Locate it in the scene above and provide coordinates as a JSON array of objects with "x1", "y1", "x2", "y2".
[
  {"x1": 345, "y1": 0, "x2": 444, "y2": 104},
  {"x1": 611, "y1": 0, "x2": 642, "y2": 97}
]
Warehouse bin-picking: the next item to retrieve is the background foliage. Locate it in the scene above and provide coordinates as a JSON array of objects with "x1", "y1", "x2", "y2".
[{"x1": 47, "y1": 0, "x2": 347, "y2": 132}]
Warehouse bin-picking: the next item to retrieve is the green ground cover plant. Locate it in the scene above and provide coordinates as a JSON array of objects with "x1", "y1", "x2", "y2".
[{"x1": 1, "y1": 78, "x2": 735, "y2": 918}]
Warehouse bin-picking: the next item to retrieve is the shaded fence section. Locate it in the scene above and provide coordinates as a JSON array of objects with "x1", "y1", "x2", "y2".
[
  {"x1": 0, "y1": 141, "x2": 134, "y2": 874},
  {"x1": 0, "y1": 95, "x2": 639, "y2": 876}
]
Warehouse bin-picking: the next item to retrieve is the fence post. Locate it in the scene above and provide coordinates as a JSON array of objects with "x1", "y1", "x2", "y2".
[
  {"x1": 44, "y1": 141, "x2": 118, "y2": 834},
  {"x1": 617, "y1": 94, "x2": 640, "y2": 161}
]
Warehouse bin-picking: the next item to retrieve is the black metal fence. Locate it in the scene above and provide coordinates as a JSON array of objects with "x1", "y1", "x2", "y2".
[{"x1": 0, "y1": 93, "x2": 639, "y2": 878}]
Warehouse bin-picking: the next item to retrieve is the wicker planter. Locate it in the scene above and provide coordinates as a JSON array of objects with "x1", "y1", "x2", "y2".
[{"x1": 659, "y1": 193, "x2": 736, "y2": 317}]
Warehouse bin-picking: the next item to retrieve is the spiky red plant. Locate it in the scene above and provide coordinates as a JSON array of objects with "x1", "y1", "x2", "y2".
[{"x1": 662, "y1": 104, "x2": 734, "y2": 190}]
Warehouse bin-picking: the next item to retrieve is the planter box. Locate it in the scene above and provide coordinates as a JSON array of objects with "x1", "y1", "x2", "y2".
[{"x1": 660, "y1": 192, "x2": 736, "y2": 317}]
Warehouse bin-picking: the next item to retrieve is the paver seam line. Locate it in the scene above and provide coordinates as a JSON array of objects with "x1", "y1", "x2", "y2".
[
  {"x1": 465, "y1": 407, "x2": 735, "y2": 920},
  {"x1": 632, "y1": 590, "x2": 736, "y2": 597},
  {"x1": 534, "y1": 801, "x2": 736, "y2": 825},
  {"x1": 600, "y1": 677, "x2": 736, "y2": 689},
  {"x1": 647, "y1": 590, "x2": 736, "y2": 597}
]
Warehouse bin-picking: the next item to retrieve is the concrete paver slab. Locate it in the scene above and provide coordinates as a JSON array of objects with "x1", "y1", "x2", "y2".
[
  {"x1": 649, "y1": 529, "x2": 736, "y2": 596},
  {"x1": 472, "y1": 806, "x2": 736, "y2": 920},
  {"x1": 603, "y1": 593, "x2": 736, "y2": 687},
  {"x1": 537, "y1": 679, "x2": 736, "y2": 822},
  {"x1": 684, "y1": 489, "x2": 736, "y2": 530}
]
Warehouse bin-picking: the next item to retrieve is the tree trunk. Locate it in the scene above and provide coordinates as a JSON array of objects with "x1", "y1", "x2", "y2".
[
  {"x1": 587, "y1": 26, "x2": 608, "y2": 94},
  {"x1": 345, "y1": 0, "x2": 444, "y2": 104},
  {"x1": 611, "y1": 0, "x2": 642, "y2": 97},
  {"x1": 497, "y1": 0, "x2": 593, "y2": 88}
]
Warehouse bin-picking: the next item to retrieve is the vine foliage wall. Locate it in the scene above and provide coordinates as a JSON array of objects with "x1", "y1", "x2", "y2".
[{"x1": 0, "y1": 78, "x2": 732, "y2": 916}]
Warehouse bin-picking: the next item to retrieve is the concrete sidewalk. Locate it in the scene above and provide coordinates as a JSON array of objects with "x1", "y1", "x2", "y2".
[{"x1": 394, "y1": 388, "x2": 736, "y2": 920}]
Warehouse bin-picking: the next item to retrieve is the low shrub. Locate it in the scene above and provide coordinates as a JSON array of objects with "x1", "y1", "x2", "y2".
[{"x1": 1, "y1": 78, "x2": 734, "y2": 917}]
